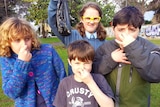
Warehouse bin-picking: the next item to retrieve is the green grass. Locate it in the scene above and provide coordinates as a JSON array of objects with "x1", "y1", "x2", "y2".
[
  {"x1": 148, "y1": 38, "x2": 160, "y2": 45},
  {"x1": 39, "y1": 37, "x2": 61, "y2": 44},
  {"x1": 151, "y1": 83, "x2": 160, "y2": 107},
  {"x1": 0, "y1": 37, "x2": 160, "y2": 107},
  {"x1": 0, "y1": 73, "x2": 14, "y2": 107}
]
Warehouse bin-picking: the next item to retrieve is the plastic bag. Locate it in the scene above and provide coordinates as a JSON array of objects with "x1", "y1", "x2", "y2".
[{"x1": 56, "y1": 0, "x2": 71, "y2": 36}]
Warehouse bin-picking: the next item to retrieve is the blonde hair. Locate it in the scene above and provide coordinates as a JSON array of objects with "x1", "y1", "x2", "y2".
[{"x1": 0, "y1": 17, "x2": 40, "y2": 57}]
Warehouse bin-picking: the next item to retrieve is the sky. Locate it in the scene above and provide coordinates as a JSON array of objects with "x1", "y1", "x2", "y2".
[
  {"x1": 144, "y1": 11, "x2": 155, "y2": 21},
  {"x1": 107, "y1": 0, "x2": 155, "y2": 21}
]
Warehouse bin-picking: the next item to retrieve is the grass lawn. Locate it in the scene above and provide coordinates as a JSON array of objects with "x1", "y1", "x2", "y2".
[{"x1": 0, "y1": 37, "x2": 160, "y2": 106}]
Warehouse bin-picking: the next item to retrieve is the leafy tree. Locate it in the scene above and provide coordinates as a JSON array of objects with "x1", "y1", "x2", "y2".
[
  {"x1": 0, "y1": 0, "x2": 21, "y2": 23},
  {"x1": 0, "y1": 0, "x2": 32, "y2": 23},
  {"x1": 111, "y1": 0, "x2": 148, "y2": 14},
  {"x1": 111, "y1": 0, "x2": 160, "y2": 14},
  {"x1": 101, "y1": 3, "x2": 115, "y2": 27},
  {"x1": 25, "y1": 0, "x2": 49, "y2": 38},
  {"x1": 145, "y1": 0, "x2": 160, "y2": 11},
  {"x1": 108, "y1": 0, "x2": 160, "y2": 23},
  {"x1": 15, "y1": 1, "x2": 31, "y2": 18},
  {"x1": 24, "y1": 0, "x2": 115, "y2": 38}
]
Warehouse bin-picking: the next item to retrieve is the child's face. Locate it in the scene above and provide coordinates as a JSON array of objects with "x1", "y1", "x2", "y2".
[
  {"x1": 113, "y1": 24, "x2": 140, "y2": 42},
  {"x1": 81, "y1": 7, "x2": 100, "y2": 33},
  {"x1": 68, "y1": 58, "x2": 92, "y2": 75},
  {"x1": 10, "y1": 37, "x2": 32, "y2": 55}
]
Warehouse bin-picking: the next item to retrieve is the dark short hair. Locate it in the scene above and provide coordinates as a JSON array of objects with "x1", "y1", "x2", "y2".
[
  {"x1": 112, "y1": 6, "x2": 144, "y2": 29},
  {"x1": 67, "y1": 40, "x2": 95, "y2": 62}
]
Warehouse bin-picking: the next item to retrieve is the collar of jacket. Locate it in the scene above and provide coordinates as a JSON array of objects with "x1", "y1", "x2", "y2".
[{"x1": 85, "y1": 31, "x2": 97, "y2": 39}]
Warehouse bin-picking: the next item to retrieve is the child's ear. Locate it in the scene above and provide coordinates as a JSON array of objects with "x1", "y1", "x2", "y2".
[
  {"x1": 68, "y1": 58, "x2": 71, "y2": 66},
  {"x1": 112, "y1": 26, "x2": 115, "y2": 31}
]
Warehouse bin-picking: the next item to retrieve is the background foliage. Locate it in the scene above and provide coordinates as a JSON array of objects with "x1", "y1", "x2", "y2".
[{"x1": 0, "y1": 0, "x2": 159, "y2": 37}]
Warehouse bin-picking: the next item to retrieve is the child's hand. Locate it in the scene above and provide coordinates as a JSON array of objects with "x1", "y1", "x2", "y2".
[
  {"x1": 111, "y1": 48, "x2": 131, "y2": 64},
  {"x1": 78, "y1": 69, "x2": 93, "y2": 84},
  {"x1": 18, "y1": 45, "x2": 32, "y2": 62},
  {"x1": 115, "y1": 34, "x2": 136, "y2": 47}
]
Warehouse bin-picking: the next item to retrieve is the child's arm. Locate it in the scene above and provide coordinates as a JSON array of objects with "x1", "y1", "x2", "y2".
[
  {"x1": 93, "y1": 41, "x2": 118, "y2": 75},
  {"x1": 51, "y1": 47, "x2": 66, "y2": 80},
  {"x1": 87, "y1": 79, "x2": 114, "y2": 107},
  {"x1": 48, "y1": 0, "x2": 66, "y2": 44},
  {"x1": 124, "y1": 37, "x2": 160, "y2": 82},
  {"x1": 0, "y1": 58, "x2": 30, "y2": 99},
  {"x1": 79, "y1": 70, "x2": 114, "y2": 107},
  {"x1": 115, "y1": 34, "x2": 160, "y2": 82}
]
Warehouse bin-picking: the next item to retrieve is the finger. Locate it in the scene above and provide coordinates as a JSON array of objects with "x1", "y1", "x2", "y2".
[
  {"x1": 119, "y1": 49, "x2": 124, "y2": 53},
  {"x1": 123, "y1": 60, "x2": 131, "y2": 64},
  {"x1": 19, "y1": 45, "x2": 27, "y2": 52},
  {"x1": 119, "y1": 34, "x2": 124, "y2": 41},
  {"x1": 123, "y1": 53, "x2": 126, "y2": 57},
  {"x1": 123, "y1": 56, "x2": 128, "y2": 60},
  {"x1": 78, "y1": 71, "x2": 82, "y2": 76},
  {"x1": 79, "y1": 69, "x2": 85, "y2": 76},
  {"x1": 115, "y1": 48, "x2": 121, "y2": 52},
  {"x1": 29, "y1": 53, "x2": 32, "y2": 59},
  {"x1": 115, "y1": 39, "x2": 122, "y2": 45},
  {"x1": 23, "y1": 45, "x2": 28, "y2": 51}
]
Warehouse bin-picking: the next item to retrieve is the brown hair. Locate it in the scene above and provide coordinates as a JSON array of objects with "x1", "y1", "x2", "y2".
[
  {"x1": 67, "y1": 40, "x2": 95, "y2": 62},
  {"x1": 0, "y1": 17, "x2": 40, "y2": 57},
  {"x1": 75, "y1": 2, "x2": 107, "y2": 40}
]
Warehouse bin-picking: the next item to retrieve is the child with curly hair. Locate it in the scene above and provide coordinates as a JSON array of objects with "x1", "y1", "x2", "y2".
[{"x1": 0, "y1": 17, "x2": 66, "y2": 107}]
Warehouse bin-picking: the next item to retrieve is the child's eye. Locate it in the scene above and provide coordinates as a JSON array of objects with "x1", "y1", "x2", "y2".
[
  {"x1": 85, "y1": 62, "x2": 90, "y2": 64},
  {"x1": 25, "y1": 38, "x2": 30, "y2": 41},
  {"x1": 118, "y1": 29, "x2": 124, "y2": 32},
  {"x1": 84, "y1": 61, "x2": 92, "y2": 65},
  {"x1": 75, "y1": 62, "x2": 80, "y2": 65},
  {"x1": 14, "y1": 39, "x2": 20, "y2": 42},
  {"x1": 85, "y1": 17, "x2": 90, "y2": 20},
  {"x1": 130, "y1": 29, "x2": 136, "y2": 32}
]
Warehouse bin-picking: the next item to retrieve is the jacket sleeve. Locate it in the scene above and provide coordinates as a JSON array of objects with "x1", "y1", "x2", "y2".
[
  {"x1": 48, "y1": 0, "x2": 65, "y2": 43},
  {"x1": 0, "y1": 58, "x2": 30, "y2": 99},
  {"x1": 93, "y1": 42, "x2": 118, "y2": 75},
  {"x1": 48, "y1": 0, "x2": 83, "y2": 46},
  {"x1": 51, "y1": 47, "x2": 66, "y2": 80},
  {"x1": 125, "y1": 37, "x2": 160, "y2": 83}
]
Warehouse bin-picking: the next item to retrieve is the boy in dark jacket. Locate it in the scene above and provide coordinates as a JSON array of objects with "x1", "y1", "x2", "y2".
[{"x1": 93, "y1": 6, "x2": 160, "y2": 107}]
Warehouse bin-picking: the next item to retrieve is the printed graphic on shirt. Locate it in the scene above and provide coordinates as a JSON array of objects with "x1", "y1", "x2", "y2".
[
  {"x1": 69, "y1": 96, "x2": 91, "y2": 107},
  {"x1": 67, "y1": 87, "x2": 94, "y2": 106}
]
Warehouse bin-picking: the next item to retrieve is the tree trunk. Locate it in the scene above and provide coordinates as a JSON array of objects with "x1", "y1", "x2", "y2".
[
  {"x1": 42, "y1": 22, "x2": 47, "y2": 38},
  {"x1": 4, "y1": 0, "x2": 8, "y2": 16}
]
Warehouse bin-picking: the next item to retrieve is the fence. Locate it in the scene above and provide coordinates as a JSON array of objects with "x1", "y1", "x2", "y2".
[{"x1": 106, "y1": 23, "x2": 160, "y2": 38}]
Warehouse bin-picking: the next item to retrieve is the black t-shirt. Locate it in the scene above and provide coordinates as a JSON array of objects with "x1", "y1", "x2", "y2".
[{"x1": 53, "y1": 73, "x2": 114, "y2": 107}]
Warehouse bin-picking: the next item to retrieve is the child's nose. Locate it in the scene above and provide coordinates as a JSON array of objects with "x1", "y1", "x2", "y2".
[
  {"x1": 89, "y1": 20, "x2": 95, "y2": 24},
  {"x1": 21, "y1": 40, "x2": 26, "y2": 45},
  {"x1": 124, "y1": 29, "x2": 129, "y2": 34},
  {"x1": 80, "y1": 64, "x2": 85, "y2": 69}
]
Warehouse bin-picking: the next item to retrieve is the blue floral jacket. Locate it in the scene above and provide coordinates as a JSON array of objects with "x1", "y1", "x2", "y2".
[{"x1": 0, "y1": 44, "x2": 66, "y2": 107}]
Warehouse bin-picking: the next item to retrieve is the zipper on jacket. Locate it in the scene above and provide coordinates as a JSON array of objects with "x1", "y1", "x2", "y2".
[
  {"x1": 115, "y1": 64, "x2": 122, "y2": 107},
  {"x1": 129, "y1": 66, "x2": 133, "y2": 83}
]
